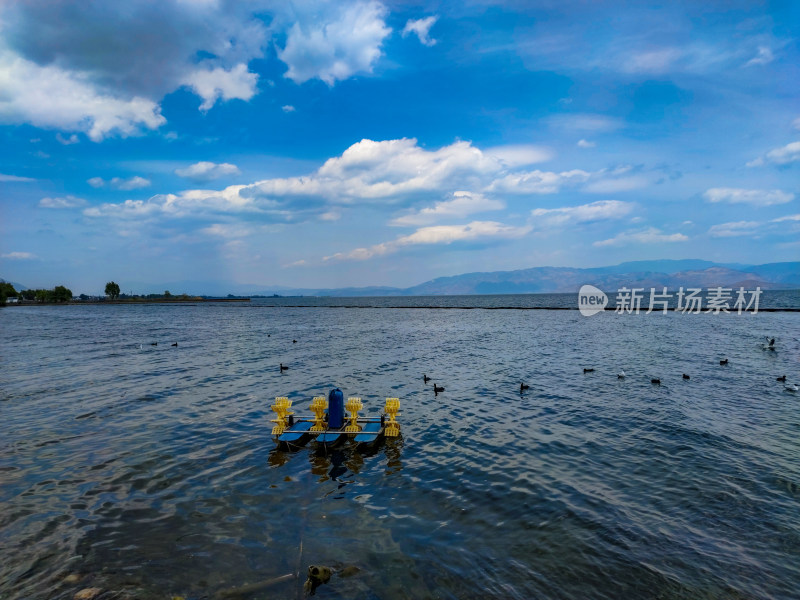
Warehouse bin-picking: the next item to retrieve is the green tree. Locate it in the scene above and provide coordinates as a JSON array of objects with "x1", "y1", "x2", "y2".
[
  {"x1": 53, "y1": 285, "x2": 73, "y2": 302},
  {"x1": 105, "y1": 281, "x2": 120, "y2": 300},
  {"x1": 0, "y1": 282, "x2": 17, "y2": 306},
  {"x1": 35, "y1": 289, "x2": 50, "y2": 303},
  {"x1": 164, "y1": 290, "x2": 171, "y2": 298}
]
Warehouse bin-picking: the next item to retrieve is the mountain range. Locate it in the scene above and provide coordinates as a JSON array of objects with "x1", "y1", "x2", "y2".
[{"x1": 7, "y1": 259, "x2": 797, "y2": 297}]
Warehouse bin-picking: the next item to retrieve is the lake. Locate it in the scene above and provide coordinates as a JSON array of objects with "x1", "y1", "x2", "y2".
[{"x1": 1, "y1": 294, "x2": 799, "y2": 599}]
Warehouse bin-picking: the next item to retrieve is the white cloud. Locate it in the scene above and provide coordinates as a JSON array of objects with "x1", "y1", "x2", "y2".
[
  {"x1": 278, "y1": 1, "x2": 391, "y2": 85},
  {"x1": 0, "y1": 51, "x2": 165, "y2": 141},
  {"x1": 577, "y1": 139, "x2": 595, "y2": 148},
  {"x1": 282, "y1": 105, "x2": 296, "y2": 113},
  {"x1": 56, "y1": 133, "x2": 79, "y2": 145},
  {"x1": 593, "y1": 227, "x2": 688, "y2": 247},
  {"x1": 583, "y1": 175, "x2": 649, "y2": 194},
  {"x1": 250, "y1": 138, "x2": 499, "y2": 201},
  {"x1": 390, "y1": 191, "x2": 504, "y2": 226},
  {"x1": 111, "y1": 176, "x2": 151, "y2": 190},
  {"x1": 765, "y1": 141, "x2": 800, "y2": 165},
  {"x1": 87, "y1": 176, "x2": 151, "y2": 190},
  {"x1": 0, "y1": 172, "x2": 35, "y2": 182},
  {"x1": 531, "y1": 200, "x2": 634, "y2": 227},
  {"x1": 39, "y1": 195, "x2": 87, "y2": 208},
  {"x1": 402, "y1": 16, "x2": 438, "y2": 47},
  {"x1": 199, "y1": 223, "x2": 254, "y2": 238},
  {"x1": 772, "y1": 213, "x2": 800, "y2": 223},
  {"x1": 484, "y1": 144, "x2": 552, "y2": 167},
  {"x1": 488, "y1": 169, "x2": 591, "y2": 194},
  {"x1": 623, "y1": 48, "x2": 683, "y2": 74},
  {"x1": 175, "y1": 161, "x2": 241, "y2": 182},
  {"x1": 182, "y1": 64, "x2": 258, "y2": 111},
  {"x1": 1, "y1": 251, "x2": 36, "y2": 259},
  {"x1": 84, "y1": 185, "x2": 253, "y2": 220},
  {"x1": 747, "y1": 141, "x2": 800, "y2": 167},
  {"x1": 704, "y1": 188, "x2": 794, "y2": 207},
  {"x1": 744, "y1": 46, "x2": 774, "y2": 67},
  {"x1": 708, "y1": 221, "x2": 763, "y2": 237},
  {"x1": 85, "y1": 138, "x2": 641, "y2": 230},
  {"x1": 325, "y1": 221, "x2": 531, "y2": 261},
  {"x1": 546, "y1": 113, "x2": 623, "y2": 132}
]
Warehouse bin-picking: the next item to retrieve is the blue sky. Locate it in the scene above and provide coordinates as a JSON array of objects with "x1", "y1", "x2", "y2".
[{"x1": 1, "y1": 1, "x2": 798, "y2": 294}]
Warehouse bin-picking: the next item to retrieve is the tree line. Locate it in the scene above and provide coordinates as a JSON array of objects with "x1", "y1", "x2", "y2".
[{"x1": 1, "y1": 282, "x2": 72, "y2": 305}]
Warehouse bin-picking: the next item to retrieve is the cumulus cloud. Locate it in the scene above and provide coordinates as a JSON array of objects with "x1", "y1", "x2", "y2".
[
  {"x1": 175, "y1": 161, "x2": 241, "y2": 182},
  {"x1": 1, "y1": 251, "x2": 36, "y2": 259},
  {"x1": 0, "y1": 1, "x2": 397, "y2": 138},
  {"x1": 39, "y1": 195, "x2": 87, "y2": 208},
  {"x1": 390, "y1": 191, "x2": 504, "y2": 226},
  {"x1": 84, "y1": 185, "x2": 253, "y2": 220},
  {"x1": 282, "y1": 105, "x2": 296, "y2": 113},
  {"x1": 86, "y1": 138, "x2": 648, "y2": 229},
  {"x1": 249, "y1": 138, "x2": 499, "y2": 201},
  {"x1": 182, "y1": 64, "x2": 258, "y2": 111},
  {"x1": 0, "y1": 172, "x2": 35, "y2": 182},
  {"x1": 577, "y1": 139, "x2": 595, "y2": 148},
  {"x1": 593, "y1": 227, "x2": 688, "y2": 247},
  {"x1": 325, "y1": 221, "x2": 531, "y2": 261},
  {"x1": 747, "y1": 141, "x2": 800, "y2": 167},
  {"x1": 0, "y1": 51, "x2": 165, "y2": 141},
  {"x1": 278, "y1": 1, "x2": 391, "y2": 85},
  {"x1": 531, "y1": 200, "x2": 634, "y2": 227},
  {"x1": 402, "y1": 16, "x2": 438, "y2": 46},
  {"x1": 704, "y1": 187, "x2": 794, "y2": 206},
  {"x1": 765, "y1": 141, "x2": 800, "y2": 165}
]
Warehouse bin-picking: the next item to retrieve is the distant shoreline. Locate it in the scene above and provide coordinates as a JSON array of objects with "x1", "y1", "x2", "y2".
[{"x1": 4, "y1": 298, "x2": 251, "y2": 306}]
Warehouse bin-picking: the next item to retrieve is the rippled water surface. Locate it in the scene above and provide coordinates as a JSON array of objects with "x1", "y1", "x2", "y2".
[{"x1": 2, "y1": 296, "x2": 799, "y2": 599}]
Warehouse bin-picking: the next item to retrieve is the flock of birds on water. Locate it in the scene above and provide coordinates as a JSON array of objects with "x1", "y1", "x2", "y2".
[{"x1": 143, "y1": 335, "x2": 797, "y2": 394}]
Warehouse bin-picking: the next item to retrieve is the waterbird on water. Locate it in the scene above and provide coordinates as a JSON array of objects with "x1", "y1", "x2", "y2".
[
  {"x1": 786, "y1": 383, "x2": 799, "y2": 392},
  {"x1": 618, "y1": 370, "x2": 625, "y2": 379},
  {"x1": 293, "y1": 339, "x2": 297, "y2": 343},
  {"x1": 423, "y1": 374, "x2": 431, "y2": 383},
  {"x1": 150, "y1": 342, "x2": 157, "y2": 346},
  {"x1": 719, "y1": 358, "x2": 728, "y2": 365},
  {"x1": 777, "y1": 375, "x2": 786, "y2": 382},
  {"x1": 280, "y1": 363, "x2": 288, "y2": 372},
  {"x1": 433, "y1": 384, "x2": 445, "y2": 394},
  {"x1": 520, "y1": 382, "x2": 529, "y2": 392},
  {"x1": 651, "y1": 378, "x2": 661, "y2": 385},
  {"x1": 683, "y1": 374, "x2": 690, "y2": 380},
  {"x1": 583, "y1": 368, "x2": 595, "y2": 373},
  {"x1": 171, "y1": 342, "x2": 178, "y2": 347}
]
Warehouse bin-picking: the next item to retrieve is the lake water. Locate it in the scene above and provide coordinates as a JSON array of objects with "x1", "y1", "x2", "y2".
[{"x1": 1, "y1": 294, "x2": 799, "y2": 599}]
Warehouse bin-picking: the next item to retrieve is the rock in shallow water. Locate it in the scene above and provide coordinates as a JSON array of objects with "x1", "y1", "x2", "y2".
[{"x1": 74, "y1": 588, "x2": 102, "y2": 600}]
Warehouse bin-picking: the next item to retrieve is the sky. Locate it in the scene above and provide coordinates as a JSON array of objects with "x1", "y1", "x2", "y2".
[{"x1": 0, "y1": 0, "x2": 798, "y2": 295}]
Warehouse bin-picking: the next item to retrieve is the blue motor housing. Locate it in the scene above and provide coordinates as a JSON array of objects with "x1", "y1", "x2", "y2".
[{"x1": 328, "y1": 388, "x2": 345, "y2": 429}]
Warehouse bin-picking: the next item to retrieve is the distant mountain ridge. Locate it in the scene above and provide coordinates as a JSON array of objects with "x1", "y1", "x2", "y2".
[{"x1": 4, "y1": 261, "x2": 799, "y2": 297}]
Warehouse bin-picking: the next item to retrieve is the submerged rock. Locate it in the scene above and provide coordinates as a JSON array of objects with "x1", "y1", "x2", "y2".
[{"x1": 74, "y1": 588, "x2": 102, "y2": 600}]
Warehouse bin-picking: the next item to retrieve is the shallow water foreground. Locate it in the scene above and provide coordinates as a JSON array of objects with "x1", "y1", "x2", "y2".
[{"x1": 1, "y1": 300, "x2": 799, "y2": 599}]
